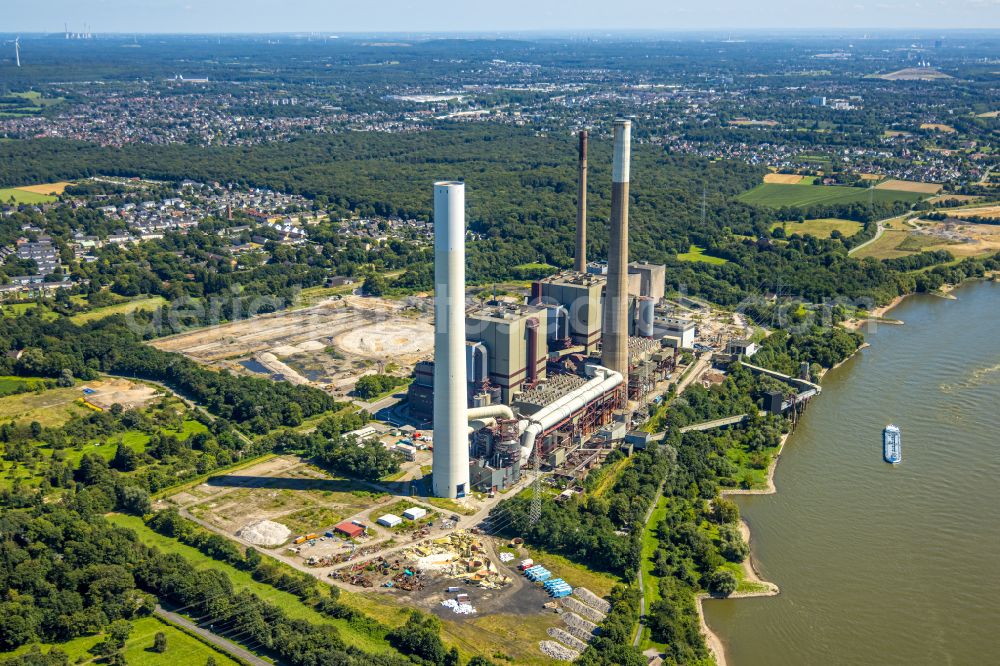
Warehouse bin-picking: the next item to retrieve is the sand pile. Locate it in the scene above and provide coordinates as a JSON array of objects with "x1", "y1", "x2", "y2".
[{"x1": 237, "y1": 519, "x2": 291, "y2": 546}]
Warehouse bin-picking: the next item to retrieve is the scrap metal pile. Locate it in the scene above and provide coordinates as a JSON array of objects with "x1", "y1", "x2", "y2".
[{"x1": 328, "y1": 556, "x2": 427, "y2": 591}]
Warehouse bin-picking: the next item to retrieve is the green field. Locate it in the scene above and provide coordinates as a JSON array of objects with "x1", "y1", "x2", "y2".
[
  {"x1": 0, "y1": 302, "x2": 60, "y2": 321},
  {"x1": 0, "y1": 187, "x2": 57, "y2": 204},
  {"x1": 677, "y1": 244, "x2": 728, "y2": 265},
  {"x1": 71, "y1": 296, "x2": 168, "y2": 324},
  {"x1": 638, "y1": 494, "x2": 669, "y2": 650},
  {"x1": 107, "y1": 514, "x2": 397, "y2": 656},
  {"x1": 771, "y1": 218, "x2": 863, "y2": 239},
  {"x1": 0, "y1": 384, "x2": 92, "y2": 427},
  {"x1": 0, "y1": 375, "x2": 49, "y2": 398},
  {"x1": 1, "y1": 615, "x2": 240, "y2": 666},
  {"x1": 739, "y1": 183, "x2": 925, "y2": 208}
]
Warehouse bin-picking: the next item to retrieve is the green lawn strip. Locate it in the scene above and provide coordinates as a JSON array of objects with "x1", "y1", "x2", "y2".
[
  {"x1": 677, "y1": 244, "x2": 728, "y2": 265},
  {"x1": 70, "y1": 296, "x2": 168, "y2": 324},
  {"x1": 738, "y1": 183, "x2": 924, "y2": 207},
  {"x1": 1, "y1": 615, "x2": 241, "y2": 666},
  {"x1": 107, "y1": 514, "x2": 396, "y2": 655}
]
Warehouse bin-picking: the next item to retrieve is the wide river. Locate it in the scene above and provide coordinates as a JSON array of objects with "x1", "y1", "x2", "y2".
[{"x1": 703, "y1": 281, "x2": 1000, "y2": 666}]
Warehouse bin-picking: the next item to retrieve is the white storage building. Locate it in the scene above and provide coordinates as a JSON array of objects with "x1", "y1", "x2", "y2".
[
  {"x1": 376, "y1": 514, "x2": 402, "y2": 528},
  {"x1": 402, "y1": 507, "x2": 427, "y2": 521}
]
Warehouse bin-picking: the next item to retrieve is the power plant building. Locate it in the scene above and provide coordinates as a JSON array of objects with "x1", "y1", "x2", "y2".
[
  {"x1": 628, "y1": 262, "x2": 666, "y2": 302},
  {"x1": 465, "y1": 302, "x2": 548, "y2": 403},
  {"x1": 534, "y1": 271, "x2": 605, "y2": 352}
]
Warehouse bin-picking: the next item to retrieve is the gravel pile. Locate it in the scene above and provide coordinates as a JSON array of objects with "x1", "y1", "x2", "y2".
[
  {"x1": 561, "y1": 597, "x2": 605, "y2": 623},
  {"x1": 573, "y1": 587, "x2": 611, "y2": 614},
  {"x1": 236, "y1": 519, "x2": 291, "y2": 547},
  {"x1": 539, "y1": 641, "x2": 580, "y2": 662},
  {"x1": 440, "y1": 599, "x2": 477, "y2": 615},
  {"x1": 562, "y1": 611, "x2": 598, "y2": 635},
  {"x1": 546, "y1": 627, "x2": 588, "y2": 652}
]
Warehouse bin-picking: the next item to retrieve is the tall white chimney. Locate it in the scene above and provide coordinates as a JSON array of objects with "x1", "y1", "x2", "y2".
[{"x1": 432, "y1": 181, "x2": 470, "y2": 499}]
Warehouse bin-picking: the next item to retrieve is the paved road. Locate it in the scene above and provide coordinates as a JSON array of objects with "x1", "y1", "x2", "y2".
[
  {"x1": 848, "y1": 211, "x2": 915, "y2": 257},
  {"x1": 155, "y1": 604, "x2": 272, "y2": 666}
]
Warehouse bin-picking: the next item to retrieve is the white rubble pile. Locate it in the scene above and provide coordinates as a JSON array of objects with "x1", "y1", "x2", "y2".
[
  {"x1": 561, "y1": 596, "x2": 605, "y2": 623},
  {"x1": 498, "y1": 552, "x2": 514, "y2": 563},
  {"x1": 539, "y1": 641, "x2": 580, "y2": 662},
  {"x1": 546, "y1": 627, "x2": 588, "y2": 652},
  {"x1": 440, "y1": 599, "x2": 477, "y2": 615},
  {"x1": 573, "y1": 587, "x2": 611, "y2": 614},
  {"x1": 236, "y1": 519, "x2": 291, "y2": 547}
]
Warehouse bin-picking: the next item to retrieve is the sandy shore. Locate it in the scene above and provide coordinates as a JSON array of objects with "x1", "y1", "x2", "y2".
[
  {"x1": 696, "y1": 432, "x2": 789, "y2": 666},
  {"x1": 842, "y1": 294, "x2": 906, "y2": 330}
]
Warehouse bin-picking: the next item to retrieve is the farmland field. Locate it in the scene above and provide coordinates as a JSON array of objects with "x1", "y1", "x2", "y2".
[
  {"x1": 0, "y1": 616, "x2": 240, "y2": 666},
  {"x1": 13, "y1": 181, "x2": 73, "y2": 195},
  {"x1": 951, "y1": 205, "x2": 1000, "y2": 219},
  {"x1": 874, "y1": 179, "x2": 943, "y2": 194},
  {"x1": 920, "y1": 123, "x2": 956, "y2": 133},
  {"x1": 763, "y1": 173, "x2": 807, "y2": 184},
  {"x1": 738, "y1": 183, "x2": 925, "y2": 207},
  {"x1": 772, "y1": 218, "x2": 863, "y2": 239},
  {"x1": 0, "y1": 187, "x2": 57, "y2": 204}
]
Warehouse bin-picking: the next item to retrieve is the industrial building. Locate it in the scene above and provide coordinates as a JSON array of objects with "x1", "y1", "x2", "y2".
[
  {"x1": 655, "y1": 315, "x2": 696, "y2": 349},
  {"x1": 628, "y1": 262, "x2": 666, "y2": 302},
  {"x1": 533, "y1": 271, "x2": 605, "y2": 352},
  {"x1": 465, "y1": 302, "x2": 549, "y2": 403},
  {"x1": 424, "y1": 120, "x2": 681, "y2": 497}
]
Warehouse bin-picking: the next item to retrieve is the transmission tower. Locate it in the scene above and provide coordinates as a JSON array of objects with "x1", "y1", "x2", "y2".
[{"x1": 529, "y1": 447, "x2": 542, "y2": 525}]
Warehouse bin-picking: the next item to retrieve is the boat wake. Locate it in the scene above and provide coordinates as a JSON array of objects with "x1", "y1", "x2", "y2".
[{"x1": 939, "y1": 359, "x2": 1000, "y2": 394}]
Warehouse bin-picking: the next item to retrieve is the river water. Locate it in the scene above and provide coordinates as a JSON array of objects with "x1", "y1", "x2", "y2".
[{"x1": 703, "y1": 281, "x2": 1000, "y2": 666}]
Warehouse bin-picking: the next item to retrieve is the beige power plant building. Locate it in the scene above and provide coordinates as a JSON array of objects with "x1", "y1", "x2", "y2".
[
  {"x1": 465, "y1": 302, "x2": 549, "y2": 403},
  {"x1": 534, "y1": 271, "x2": 605, "y2": 353}
]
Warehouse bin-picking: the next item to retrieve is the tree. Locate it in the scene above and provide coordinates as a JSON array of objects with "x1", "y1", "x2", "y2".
[
  {"x1": 152, "y1": 631, "x2": 167, "y2": 653},
  {"x1": 362, "y1": 272, "x2": 387, "y2": 296},
  {"x1": 57, "y1": 369, "x2": 75, "y2": 387},
  {"x1": 718, "y1": 524, "x2": 749, "y2": 562},
  {"x1": 112, "y1": 442, "x2": 140, "y2": 472},
  {"x1": 708, "y1": 569, "x2": 738, "y2": 597},
  {"x1": 387, "y1": 611, "x2": 445, "y2": 664}
]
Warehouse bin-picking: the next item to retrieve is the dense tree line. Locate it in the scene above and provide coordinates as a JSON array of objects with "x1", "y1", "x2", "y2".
[
  {"x1": 0, "y1": 314, "x2": 337, "y2": 434},
  {"x1": 489, "y1": 448, "x2": 673, "y2": 578}
]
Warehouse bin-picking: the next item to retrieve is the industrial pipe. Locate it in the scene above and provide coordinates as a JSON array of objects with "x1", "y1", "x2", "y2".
[{"x1": 517, "y1": 365, "x2": 623, "y2": 464}]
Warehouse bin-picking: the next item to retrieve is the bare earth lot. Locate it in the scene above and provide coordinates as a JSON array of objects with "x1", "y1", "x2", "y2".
[{"x1": 151, "y1": 295, "x2": 432, "y2": 391}]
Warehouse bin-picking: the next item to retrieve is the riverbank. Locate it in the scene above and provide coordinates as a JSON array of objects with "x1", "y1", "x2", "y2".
[
  {"x1": 700, "y1": 433, "x2": 789, "y2": 666},
  {"x1": 701, "y1": 280, "x2": 1000, "y2": 665}
]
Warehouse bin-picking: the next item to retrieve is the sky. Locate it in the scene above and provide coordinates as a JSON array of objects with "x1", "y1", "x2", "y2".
[{"x1": 5, "y1": 0, "x2": 999, "y2": 33}]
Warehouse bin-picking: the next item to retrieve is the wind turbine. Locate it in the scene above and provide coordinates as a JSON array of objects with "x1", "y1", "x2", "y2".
[{"x1": 15, "y1": 36, "x2": 20, "y2": 67}]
